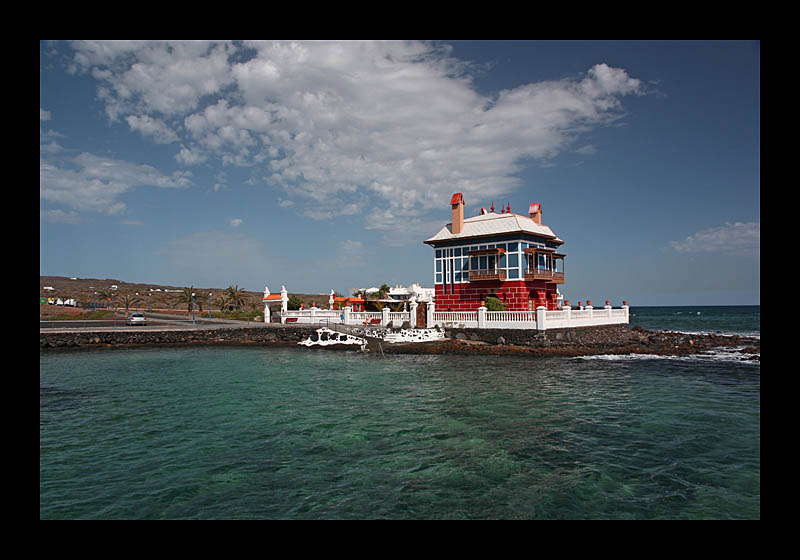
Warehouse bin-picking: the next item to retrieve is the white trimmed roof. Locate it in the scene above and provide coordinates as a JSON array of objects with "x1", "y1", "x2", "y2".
[{"x1": 424, "y1": 211, "x2": 563, "y2": 245}]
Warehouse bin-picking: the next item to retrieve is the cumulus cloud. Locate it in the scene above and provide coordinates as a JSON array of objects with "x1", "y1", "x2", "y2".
[
  {"x1": 669, "y1": 222, "x2": 760, "y2": 254},
  {"x1": 59, "y1": 40, "x2": 645, "y2": 230},
  {"x1": 125, "y1": 114, "x2": 179, "y2": 143}
]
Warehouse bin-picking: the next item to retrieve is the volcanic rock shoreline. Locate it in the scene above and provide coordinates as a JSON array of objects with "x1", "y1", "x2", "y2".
[{"x1": 40, "y1": 323, "x2": 759, "y2": 361}]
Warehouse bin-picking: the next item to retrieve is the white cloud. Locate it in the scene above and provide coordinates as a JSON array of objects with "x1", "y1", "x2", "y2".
[
  {"x1": 175, "y1": 145, "x2": 207, "y2": 166},
  {"x1": 41, "y1": 209, "x2": 83, "y2": 224},
  {"x1": 70, "y1": 40, "x2": 236, "y2": 120},
  {"x1": 40, "y1": 152, "x2": 192, "y2": 215},
  {"x1": 125, "y1": 115, "x2": 179, "y2": 143},
  {"x1": 62, "y1": 41, "x2": 646, "y2": 234},
  {"x1": 40, "y1": 108, "x2": 52, "y2": 121},
  {"x1": 229, "y1": 218, "x2": 243, "y2": 227},
  {"x1": 669, "y1": 222, "x2": 760, "y2": 254}
]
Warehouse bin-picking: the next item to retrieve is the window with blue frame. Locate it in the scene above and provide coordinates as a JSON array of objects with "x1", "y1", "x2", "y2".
[{"x1": 434, "y1": 238, "x2": 540, "y2": 284}]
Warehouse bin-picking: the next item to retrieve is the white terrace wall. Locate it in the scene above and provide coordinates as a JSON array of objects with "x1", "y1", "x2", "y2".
[
  {"x1": 279, "y1": 302, "x2": 629, "y2": 331},
  {"x1": 281, "y1": 306, "x2": 414, "y2": 328},
  {"x1": 429, "y1": 304, "x2": 628, "y2": 331}
]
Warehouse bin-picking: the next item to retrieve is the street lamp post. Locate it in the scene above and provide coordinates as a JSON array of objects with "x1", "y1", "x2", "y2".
[
  {"x1": 209, "y1": 292, "x2": 212, "y2": 320},
  {"x1": 148, "y1": 292, "x2": 151, "y2": 313},
  {"x1": 192, "y1": 292, "x2": 196, "y2": 324},
  {"x1": 136, "y1": 292, "x2": 139, "y2": 312}
]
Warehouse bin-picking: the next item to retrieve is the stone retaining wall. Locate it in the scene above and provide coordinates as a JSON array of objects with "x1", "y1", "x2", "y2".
[
  {"x1": 39, "y1": 323, "x2": 759, "y2": 362},
  {"x1": 40, "y1": 323, "x2": 629, "y2": 351},
  {"x1": 40, "y1": 326, "x2": 317, "y2": 349},
  {"x1": 448, "y1": 324, "x2": 631, "y2": 348}
]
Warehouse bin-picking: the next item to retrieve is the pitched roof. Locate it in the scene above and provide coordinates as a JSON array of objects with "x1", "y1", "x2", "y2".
[{"x1": 424, "y1": 211, "x2": 563, "y2": 245}]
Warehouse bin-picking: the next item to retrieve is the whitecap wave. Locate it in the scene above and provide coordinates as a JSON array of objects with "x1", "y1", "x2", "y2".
[{"x1": 578, "y1": 346, "x2": 759, "y2": 364}]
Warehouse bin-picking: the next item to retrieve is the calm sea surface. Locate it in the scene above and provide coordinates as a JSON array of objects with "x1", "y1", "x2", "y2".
[{"x1": 40, "y1": 306, "x2": 759, "y2": 519}]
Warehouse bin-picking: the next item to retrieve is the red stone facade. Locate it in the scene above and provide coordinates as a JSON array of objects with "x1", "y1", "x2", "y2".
[{"x1": 434, "y1": 280, "x2": 560, "y2": 312}]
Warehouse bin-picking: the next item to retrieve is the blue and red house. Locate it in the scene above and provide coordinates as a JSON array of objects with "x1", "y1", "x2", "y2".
[{"x1": 424, "y1": 193, "x2": 565, "y2": 312}]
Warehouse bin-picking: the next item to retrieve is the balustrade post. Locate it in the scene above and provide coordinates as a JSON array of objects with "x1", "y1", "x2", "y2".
[
  {"x1": 409, "y1": 301, "x2": 418, "y2": 328},
  {"x1": 536, "y1": 306, "x2": 547, "y2": 331},
  {"x1": 427, "y1": 301, "x2": 435, "y2": 328},
  {"x1": 563, "y1": 305, "x2": 571, "y2": 324},
  {"x1": 344, "y1": 305, "x2": 352, "y2": 325},
  {"x1": 477, "y1": 306, "x2": 486, "y2": 328},
  {"x1": 382, "y1": 307, "x2": 390, "y2": 327}
]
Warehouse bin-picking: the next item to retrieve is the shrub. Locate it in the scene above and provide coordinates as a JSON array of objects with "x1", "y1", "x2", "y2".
[
  {"x1": 484, "y1": 296, "x2": 506, "y2": 311},
  {"x1": 287, "y1": 294, "x2": 303, "y2": 310}
]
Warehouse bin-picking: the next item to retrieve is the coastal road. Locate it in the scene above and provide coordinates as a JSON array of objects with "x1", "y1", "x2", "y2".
[{"x1": 39, "y1": 312, "x2": 287, "y2": 333}]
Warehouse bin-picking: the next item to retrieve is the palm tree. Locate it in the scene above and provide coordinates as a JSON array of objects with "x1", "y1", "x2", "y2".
[
  {"x1": 225, "y1": 284, "x2": 247, "y2": 311},
  {"x1": 98, "y1": 290, "x2": 114, "y2": 310},
  {"x1": 174, "y1": 286, "x2": 197, "y2": 314},
  {"x1": 117, "y1": 293, "x2": 136, "y2": 314},
  {"x1": 215, "y1": 294, "x2": 230, "y2": 313}
]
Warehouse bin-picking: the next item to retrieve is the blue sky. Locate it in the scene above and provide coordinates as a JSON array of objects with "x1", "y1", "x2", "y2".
[{"x1": 40, "y1": 40, "x2": 759, "y2": 305}]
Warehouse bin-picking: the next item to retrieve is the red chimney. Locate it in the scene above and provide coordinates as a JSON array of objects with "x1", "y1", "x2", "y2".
[
  {"x1": 450, "y1": 193, "x2": 465, "y2": 234},
  {"x1": 529, "y1": 203, "x2": 542, "y2": 225}
]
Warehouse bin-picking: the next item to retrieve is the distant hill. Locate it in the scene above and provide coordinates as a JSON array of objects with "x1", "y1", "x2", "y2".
[{"x1": 39, "y1": 276, "x2": 332, "y2": 311}]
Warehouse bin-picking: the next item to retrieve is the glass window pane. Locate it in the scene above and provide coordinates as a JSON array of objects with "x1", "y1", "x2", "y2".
[
  {"x1": 436, "y1": 260, "x2": 442, "y2": 272},
  {"x1": 480, "y1": 256, "x2": 487, "y2": 269},
  {"x1": 508, "y1": 269, "x2": 519, "y2": 279},
  {"x1": 508, "y1": 242, "x2": 518, "y2": 252},
  {"x1": 509, "y1": 254, "x2": 519, "y2": 268}
]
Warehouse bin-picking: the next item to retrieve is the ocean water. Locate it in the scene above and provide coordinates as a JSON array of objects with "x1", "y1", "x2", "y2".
[
  {"x1": 40, "y1": 307, "x2": 759, "y2": 519},
  {"x1": 628, "y1": 305, "x2": 760, "y2": 338}
]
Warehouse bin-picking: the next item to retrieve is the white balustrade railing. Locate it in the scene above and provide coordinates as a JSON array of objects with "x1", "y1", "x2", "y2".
[
  {"x1": 350, "y1": 312, "x2": 383, "y2": 323},
  {"x1": 434, "y1": 311, "x2": 478, "y2": 323},
  {"x1": 428, "y1": 305, "x2": 629, "y2": 331},
  {"x1": 281, "y1": 308, "x2": 412, "y2": 327},
  {"x1": 282, "y1": 303, "x2": 629, "y2": 331},
  {"x1": 486, "y1": 310, "x2": 536, "y2": 322},
  {"x1": 388, "y1": 312, "x2": 410, "y2": 322}
]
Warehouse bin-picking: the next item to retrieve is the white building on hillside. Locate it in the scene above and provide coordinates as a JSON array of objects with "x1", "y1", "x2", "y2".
[{"x1": 388, "y1": 283, "x2": 435, "y2": 303}]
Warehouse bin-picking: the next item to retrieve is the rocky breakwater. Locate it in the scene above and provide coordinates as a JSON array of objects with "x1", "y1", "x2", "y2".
[
  {"x1": 40, "y1": 325, "x2": 317, "y2": 350},
  {"x1": 382, "y1": 324, "x2": 760, "y2": 361}
]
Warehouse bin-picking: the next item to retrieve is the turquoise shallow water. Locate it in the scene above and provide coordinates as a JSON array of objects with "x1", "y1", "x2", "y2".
[{"x1": 40, "y1": 341, "x2": 760, "y2": 519}]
